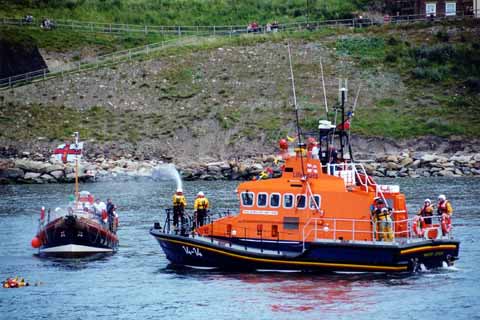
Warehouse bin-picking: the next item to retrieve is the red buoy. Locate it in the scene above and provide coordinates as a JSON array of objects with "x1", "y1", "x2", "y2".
[{"x1": 31, "y1": 237, "x2": 41, "y2": 248}]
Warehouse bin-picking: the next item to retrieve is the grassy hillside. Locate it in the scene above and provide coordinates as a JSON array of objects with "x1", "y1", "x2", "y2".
[{"x1": 0, "y1": 0, "x2": 376, "y2": 25}]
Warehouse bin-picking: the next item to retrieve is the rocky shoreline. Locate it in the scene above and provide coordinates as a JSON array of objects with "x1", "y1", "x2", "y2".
[{"x1": 1, "y1": 150, "x2": 479, "y2": 184}]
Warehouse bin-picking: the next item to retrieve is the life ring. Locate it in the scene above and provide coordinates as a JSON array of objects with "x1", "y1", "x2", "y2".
[
  {"x1": 413, "y1": 215, "x2": 426, "y2": 237},
  {"x1": 441, "y1": 214, "x2": 452, "y2": 234}
]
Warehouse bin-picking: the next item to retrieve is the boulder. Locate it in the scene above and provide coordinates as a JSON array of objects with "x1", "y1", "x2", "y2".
[
  {"x1": 438, "y1": 170, "x2": 455, "y2": 177},
  {"x1": 474, "y1": 154, "x2": 480, "y2": 162},
  {"x1": 24, "y1": 172, "x2": 41, "y2": 179},
  {"x1": 45, "y1": 164, "x2": 65, "y2": 173},
  {"x1": 399, "y1": 157, "x2": 413, "y2": 167},
  {"x1": 409, "y1": 159, "x2": 421, "y2": 169},
  {"x1": 450, "y1": 155, "x2": 472, "y2": 163},
  {"x1": 50, "y1": 170, "x2": 65, "y2": 179},
  {"x1": 386, "y1": 170, "x2": 397, "y2": 178},
  {"x1": 14, "y1": 159, "x2": 49, "y2": 173},
  {"x1": 0, "y1": 168, "x2": 24, "y2": 179},
  {"x1": 421, "y1": 154, "x2": 437, "y2": 162},
  {"x1": 385, "y1": 155, "x2": 398, "y2": 162},
  {"x1": 40, "y1": 174, "x2": 56, "y2": 182}
]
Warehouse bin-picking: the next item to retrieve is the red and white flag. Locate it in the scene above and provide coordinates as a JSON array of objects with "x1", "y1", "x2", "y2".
[{"x1": 53, "y1": 142, "x2": 83, "y2": 163}]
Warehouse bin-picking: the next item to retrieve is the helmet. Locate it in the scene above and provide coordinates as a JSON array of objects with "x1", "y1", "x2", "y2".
[
  {"x1": 197, "y1": 191, "x2": 204, "y2": 197},
  {"x1": 381, "y1": 208, "x2": 389, "y2": 213},
  {"x1": 176, "y1": 188, "x2": 183, "y2": 194},
  {"x1": 438, "y1": 194, "x2": 446, "y2": 201},
  {"x1": 424, "y1": 198, "x2": 431, "y2": 204}
]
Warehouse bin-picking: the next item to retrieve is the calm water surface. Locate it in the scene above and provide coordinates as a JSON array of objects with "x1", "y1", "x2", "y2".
[{"x1": 0, "y1": 177, "x2": 479, "y2": 320}]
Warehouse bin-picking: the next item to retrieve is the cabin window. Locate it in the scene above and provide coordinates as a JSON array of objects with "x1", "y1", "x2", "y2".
[
  {"x1": 257, "y1": 193, "x2": 268, "y2": 207},
  {"x1": 445, "y1": 2, "x2": 456, "y2": 16},
  {"x1": 283, "y1": 217, "x2": 299, "y2": 230},
  {"x1": 283, "y1": 194, "x2": 294, "y2": 208},
  {"x1": 309, "y1": 195, "x2": 321, "y2": 209},
  {"x1": 270, "y1": 193, "x2": 280, "y2": 208},
  {"x1": 296, "y1": 194, "x2": 306, "y2": 209},
  {"x1": 271, "y1": 225, "x2": 279, "y2": 237},
  {"x1": 426, "y1": 2, "x2": 436, "y2": 16},
  {"x1": 241, "y1": 192, "x2": 254, "y2": 207}
]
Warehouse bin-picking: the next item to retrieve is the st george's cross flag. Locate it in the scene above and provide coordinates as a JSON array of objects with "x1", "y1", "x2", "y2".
[{"x1": 53, "y1": 142, "x2": 83, "y2": 163}]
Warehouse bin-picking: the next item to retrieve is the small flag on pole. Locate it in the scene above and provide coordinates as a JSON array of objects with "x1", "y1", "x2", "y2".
[{"x1": 53, "y1": 142, "x2": 83, "y2": 163}]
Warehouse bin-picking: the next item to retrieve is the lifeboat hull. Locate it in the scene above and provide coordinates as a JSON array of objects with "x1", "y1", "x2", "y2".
[
  {"x1": 150, "y1": 229, "x2": 459, "y2": 272},
  {"x1": 36, "y1": 215, "x2": 119, "y2": 258}
]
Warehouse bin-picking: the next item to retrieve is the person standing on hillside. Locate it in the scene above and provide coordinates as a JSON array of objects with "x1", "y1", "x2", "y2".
[{"x1": 194, "y1": 191, "x2": 209, "y2": 228}]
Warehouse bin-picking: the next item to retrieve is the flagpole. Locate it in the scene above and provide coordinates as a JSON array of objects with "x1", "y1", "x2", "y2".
[{"x1": 74, "y1": 132, "x2": 79, "y2": 203}]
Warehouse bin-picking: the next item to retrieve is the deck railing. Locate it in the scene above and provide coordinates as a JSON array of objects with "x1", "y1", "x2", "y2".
[{"x1": 302, "y1": 215, "x2": 453, "y2": 251}]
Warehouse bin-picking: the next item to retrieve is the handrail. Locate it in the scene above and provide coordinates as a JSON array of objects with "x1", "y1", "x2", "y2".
[
  {"x1": 302, "y1": 215, "x2": 454, "y2": 250},
  {"x1": 2, "y1": 11, "x2": 477, "y2": 35},
  {"x1": 2, "y1": 12, "x2": 478, "y2": 90}
]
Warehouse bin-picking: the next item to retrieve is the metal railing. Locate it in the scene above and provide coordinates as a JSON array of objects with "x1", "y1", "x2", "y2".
[
  {"x1": 1, "y1": 11, "x2": 478, "y2": 90},
  {"x1": 302, "y1": 214, "x2": 453, "y2": 251},
  {"x1": 2, "y1": 11, "x2": 477, "y2": 36},
  {"x1": 0, "y1": 36, "x2": 198, "y2": 90}
]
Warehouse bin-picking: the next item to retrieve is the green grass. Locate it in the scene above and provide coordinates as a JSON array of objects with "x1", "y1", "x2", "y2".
[
  {"x1": 0, "y1": 0, "x2": 373, "y2": 25},
  {"x1": 0, "y1": 26, "x2": 174, "y2": 52}
]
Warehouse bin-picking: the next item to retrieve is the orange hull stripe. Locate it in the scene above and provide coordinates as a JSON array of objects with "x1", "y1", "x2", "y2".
[
  {"x1": 400, "y1": 244, "x2": 458, "y2": 255},
  {"x1": 160, "y1": 237, "x2": 408, "y2": 271}
]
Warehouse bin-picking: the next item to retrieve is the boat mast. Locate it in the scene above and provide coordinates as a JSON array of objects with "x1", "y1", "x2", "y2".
[
  {"x1": 73, "y1": 131, "x2": 79, "y2": 202},
  {"x1": 287, "y1": 43, "x2": 306, "y2": 178}
]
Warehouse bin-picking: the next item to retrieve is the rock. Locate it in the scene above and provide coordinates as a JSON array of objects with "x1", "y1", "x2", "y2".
[
  {"x1": 385, "y1": 155, "x2": 398, "y2": 162},
  {"x1": 385, "y1": 162, "x2": 400, "y2": 170},
  {"x1": 14, "y1": 159, "x2": 49, "y2": 173},
  {"x1": 474, "y1": 154, "x2": 480, "y2": 162},
  {"x1": 450, "y1": 155, "x2": 472, "y2": 163},
  {"x1": 24, "y1": 172, "x2": 41, "y2": 179},
  {"x1": 399, "y1": 157, "x2": 413, "y2": 167},
  {"x1": 438, "y1": 170, "x2": 455, "y2": 177},
  {"x1": 421, "y1": 154, "x2": 437, "y2": 162},
  {"x1": 207, "y1": 165, "x2": 222, "y2": 173},
  {"x1": 50, "y1": 170, "x2": 65, "y2": 179},
  {"x1": 40, "y1": 174, "x2": 56, "y2": 182},
  {"x1": 410, "y1": 159, "x2": 421, "y2": 169},
  {"x1": 454, "y1": 168, "x2": 463, "y2": 175},
  {"x1": 0, "y1": 168, "x2": 24, "y2": 179},
  {"x1": 386, "y1": 170, "x2": 397, "y2": 178},
  {"x1": 45, "y1": 164, "x2": 65, "y2": 173}
]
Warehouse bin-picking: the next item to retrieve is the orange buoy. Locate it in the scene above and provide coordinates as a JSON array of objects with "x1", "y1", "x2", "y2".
[{"x1": 31, "y1": 237, "x2": 41, "y2": 248}]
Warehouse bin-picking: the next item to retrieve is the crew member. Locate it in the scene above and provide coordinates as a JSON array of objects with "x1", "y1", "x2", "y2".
[
  {"x1": 370, "y1": 197, "x2": 386, "y2": 240},
  {"x1": 376, "y1": 208, "x2": 394, "y2": 242},
  {"x1": 418, "y1": 198, "x2": 434, "y2": 225},
  {"x1": 106, "y1": 198, "x2": 116, "y2": 232},
  {"x1": 172, "y1": 189, "x2": 187, "y2": 234},
  {"x1": 194, "y1": 191, "x2": 209, "y2": 227},
  {"x1": 437, "y1": 194, "x2": 453, "y2": 217}
]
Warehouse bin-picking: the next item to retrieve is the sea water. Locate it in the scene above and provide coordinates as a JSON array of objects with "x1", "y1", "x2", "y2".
[{"x1": 0, "y1": 177, "x2": 479, "y2": 320}]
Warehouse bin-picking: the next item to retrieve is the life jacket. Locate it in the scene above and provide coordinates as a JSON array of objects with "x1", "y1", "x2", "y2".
[
  {"x1": 420, "y1": 205, "x2": 433, "y2": 217},
  {"x1": 173, "y1": 195, "x2": 184, "y2": 207},
  {"x1": 196, "y1": 198, "x2": 207, "y2": 210},
  {"x1": 438, "y1": 200, "x2": 451, "y2": 215}
]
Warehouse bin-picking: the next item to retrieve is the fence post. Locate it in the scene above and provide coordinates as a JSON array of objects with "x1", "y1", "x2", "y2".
[
  {"x1": 177, "y1": 26, "x2": 181, "y2": 36},
  {"x1": 71, "y1": 20, "x2": 74, "y2": 29},
  {"x1": 8, "y1": 76, "x2": 11, "y2": 88},
  {"x1": 128, "y1": 50, "x2": 131, "y2": 60},
  {"x1": 213, "y1": 25, "x2": 216, "y2": 35},
  {"x1": 43, "y1": 69, "x2": 46, "y2": 80},
  {"x1": 145, "y1": 25, "x2": 147, "y2": 35}
]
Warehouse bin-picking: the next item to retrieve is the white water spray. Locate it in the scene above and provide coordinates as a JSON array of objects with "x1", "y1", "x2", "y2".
[{"x1": 152, "y1": 163, "x2": 183, "y2": 191}]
